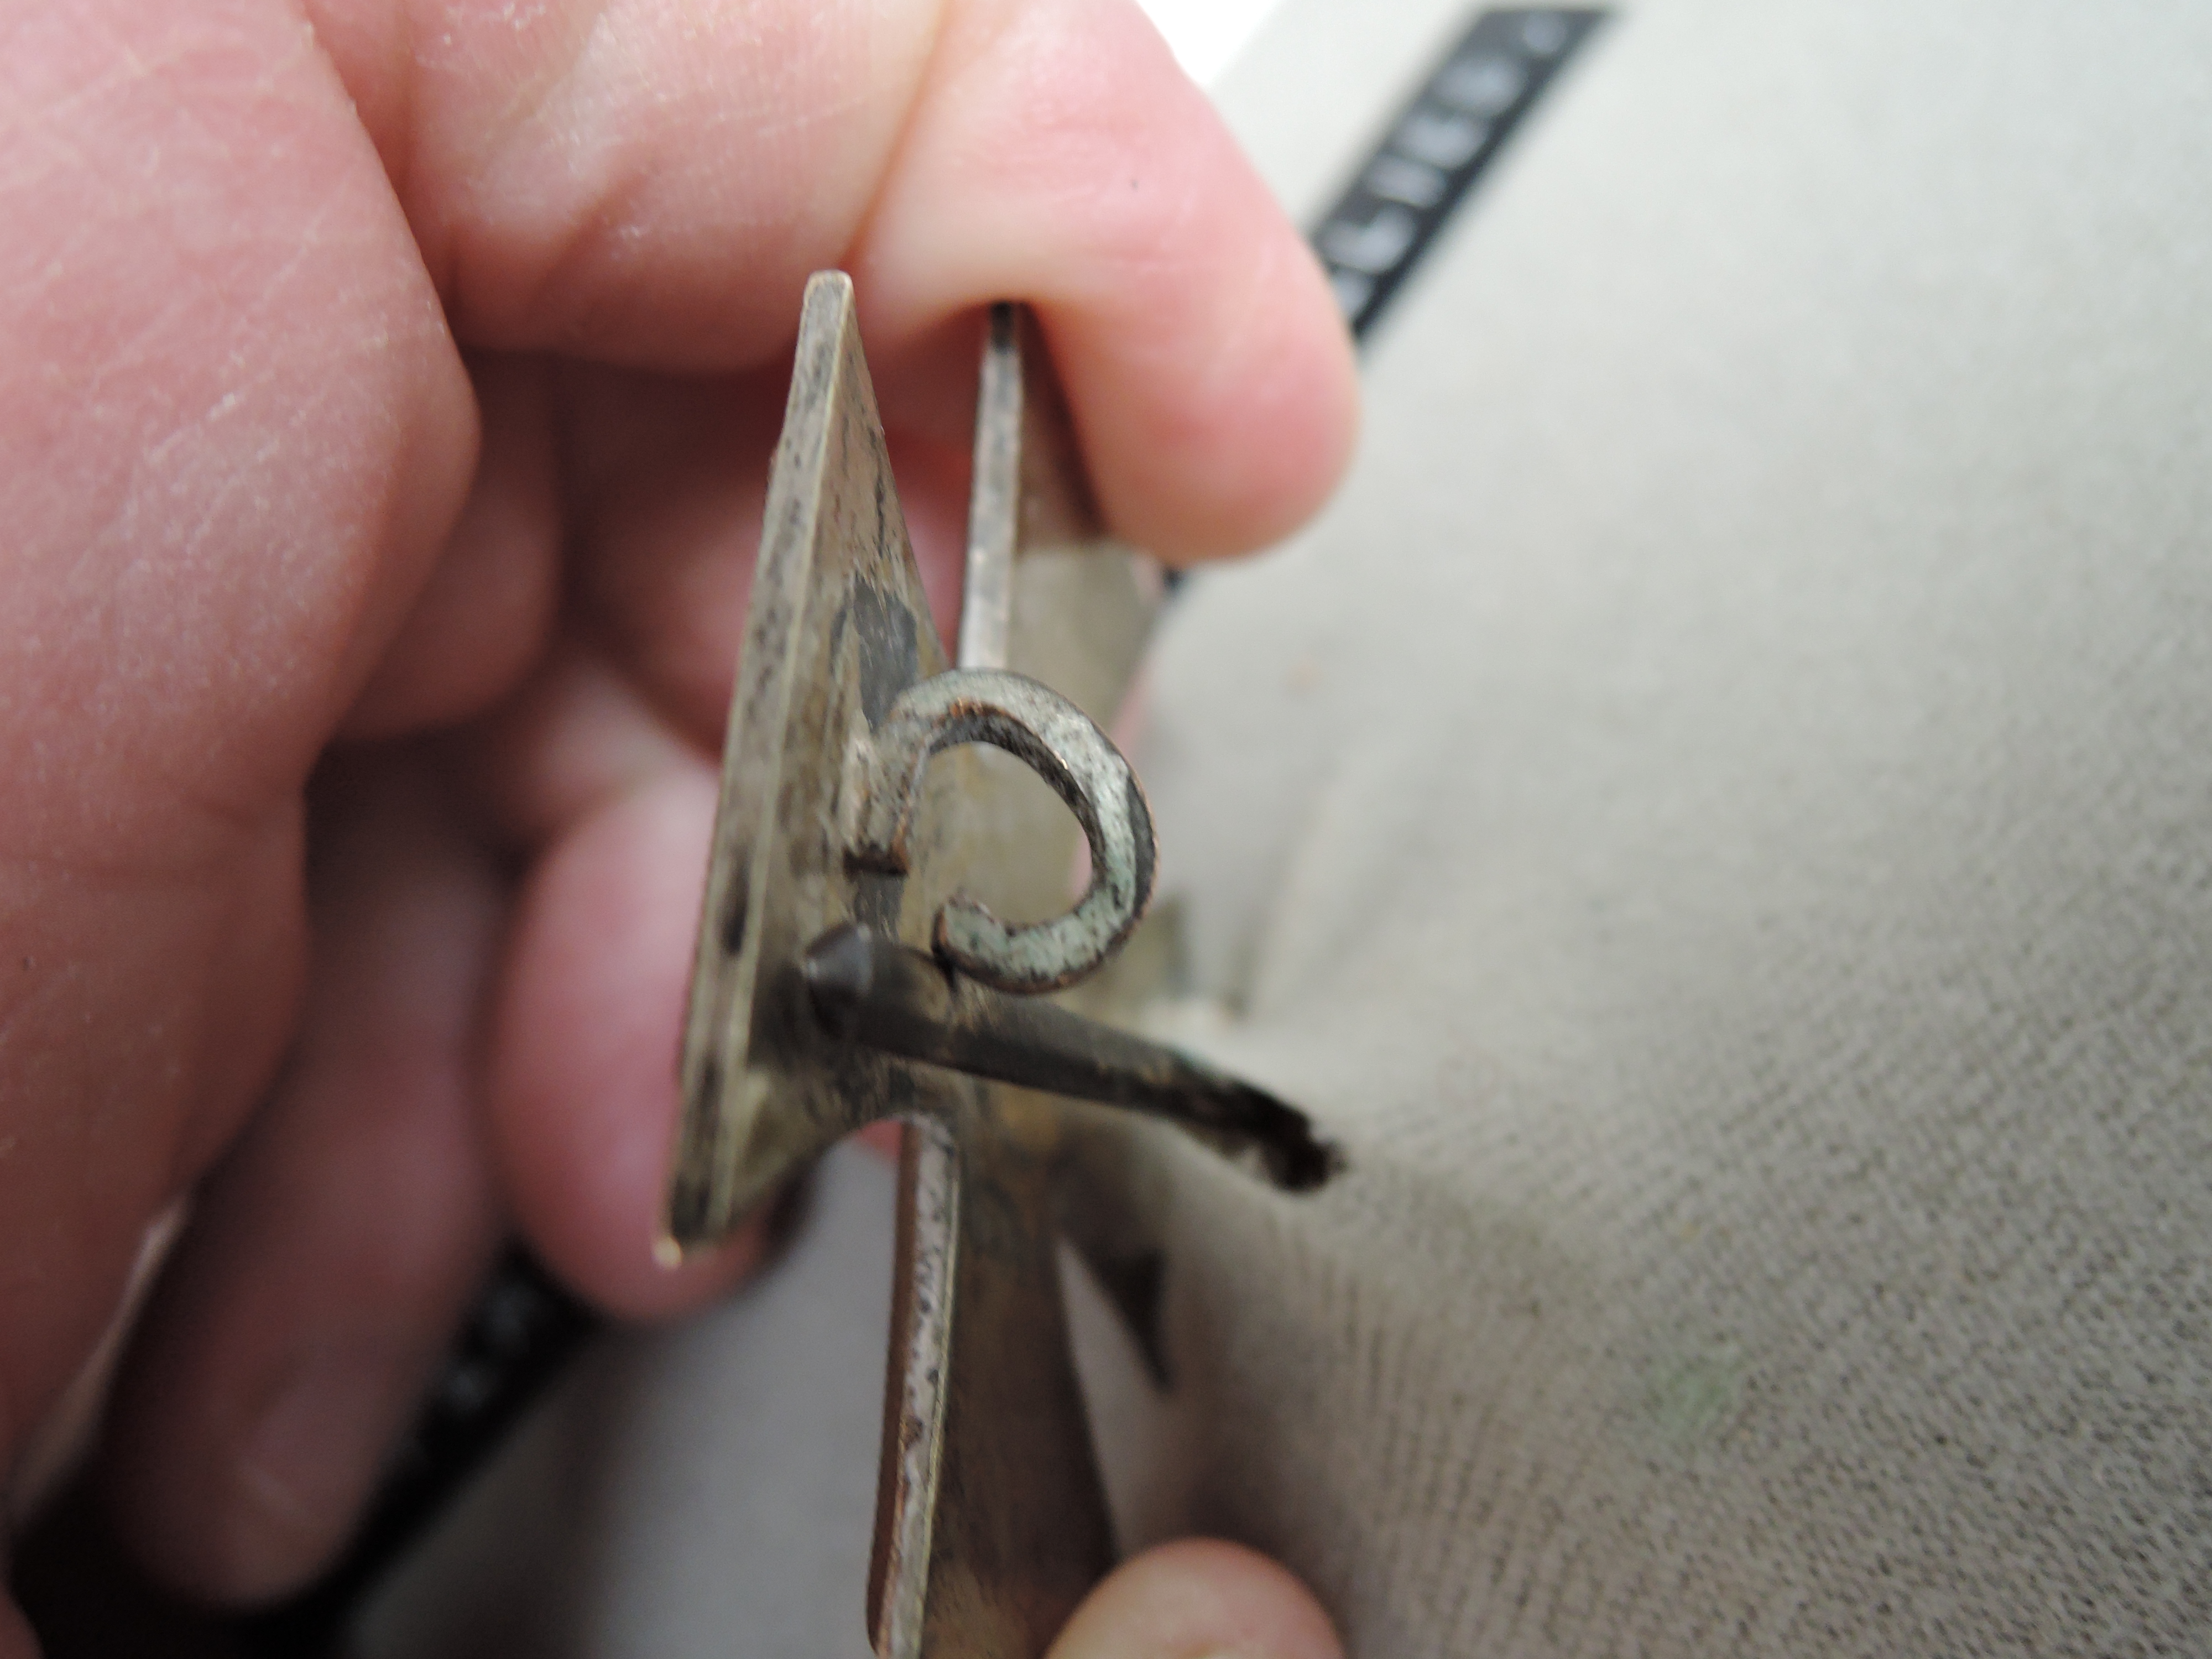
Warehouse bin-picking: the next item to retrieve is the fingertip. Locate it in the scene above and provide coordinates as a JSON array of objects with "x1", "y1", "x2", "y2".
[
  {"x1": 1055, "y1": 236, "x2": 1360, "y2": 564},
  {"x1": 0, "y1": 1594, "x2": 34, "y2": 1659},
  {"x1": 488, "y1": 767, "x2": 764, "y2": 1319},
  {"x1": 100, "y1": 757, "x2": 508, "y2": 1606},
  {"x1": 855, "y1": 0, "x2": 1361, "y2": 564},
  {"x1": 1050, "y1": 1539, "x2": 1343, "y2": 1659},
  {"x1": 343, "y1": 356, "x2": 562, "y2": 740}
]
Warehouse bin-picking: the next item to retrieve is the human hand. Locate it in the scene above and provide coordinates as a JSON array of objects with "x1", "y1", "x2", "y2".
[{"x1": 0, "y1": 0, "x2": 1355, "y2": 1651}]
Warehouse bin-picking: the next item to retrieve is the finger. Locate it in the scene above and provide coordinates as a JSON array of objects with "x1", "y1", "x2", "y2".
[
  {"x1": 1048, "y1": 1539, "x2": 1344, "y2": 1659},
  {"x1": 4, "y1": 0, "x2": 477, "y2": 849},
  {"x1": 101, "y1": 752, "x2": 505, "y2": 1604},
  {"x1": 553, "y1": 362, "x2": 781, "y2": 749},
  {"x1": 0, "y1": 816, "x2": 306, "y2": 1530},
  {"x1": 446, "y1": 633, "x2": 705, "y2": 853},
  {"x1": 854, "y1": 1, "x2": 1359, "y2": 557},
  {"x1": 343, "y1": 354, "x2": 562, "y2": 741},
  {"x1": 1, "y1": 0, "x2": 474, "y2": 1483},
  {"x1": 487, "y1": 764, "x2": 769, "y2": 1318},
  {"x1": 305, "y1": 0, "x2": 1357, "y2": 561}
]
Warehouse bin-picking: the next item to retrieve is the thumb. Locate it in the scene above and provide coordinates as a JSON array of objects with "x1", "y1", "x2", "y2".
[{"x1": 1049, "y1": 1540, "x2": 1343, "y2": 1659}]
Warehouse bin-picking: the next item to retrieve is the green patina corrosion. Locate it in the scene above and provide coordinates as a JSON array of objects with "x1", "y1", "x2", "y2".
[{"x1": 1644, "y1": 1344, "x2": 1745, "y2": 1448}]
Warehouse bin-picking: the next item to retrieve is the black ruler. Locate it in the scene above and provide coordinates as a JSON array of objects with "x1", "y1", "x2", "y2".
[{"x1": 1312, "y1": 7, "x2": 1608, "y2": 342}]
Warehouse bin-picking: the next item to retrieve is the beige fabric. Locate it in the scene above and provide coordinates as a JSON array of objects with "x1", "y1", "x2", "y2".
[
  {"x1": 371, "y1": 3, "x2": 2212, "y2": 1654},
  {"x1": 1121, "y1": 2, "x2": 2212, "y2": 1652}
]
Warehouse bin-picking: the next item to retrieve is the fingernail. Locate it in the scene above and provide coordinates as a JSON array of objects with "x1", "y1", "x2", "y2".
[{"x1": 228, "y1": 1343, "x2": 405, "y2": 1598}]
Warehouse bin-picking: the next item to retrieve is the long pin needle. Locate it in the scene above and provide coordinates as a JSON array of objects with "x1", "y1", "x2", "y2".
[{"x1": 802, "y1": 921, "x2": 1340, "y2": 1193}]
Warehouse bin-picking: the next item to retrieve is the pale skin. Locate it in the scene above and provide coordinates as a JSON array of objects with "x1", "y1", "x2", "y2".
[{"x1": 0, "y1": 1, "x2": 1358, "y2": 1653}]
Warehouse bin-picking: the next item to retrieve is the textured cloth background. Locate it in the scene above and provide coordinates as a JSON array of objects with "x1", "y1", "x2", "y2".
[
  {"x1": 369, "y1": 3, "x2": 2212, "y2": 1654},
  {"x1": 1125, "y1": 2, "x2": 2212, "y2": 1652}
]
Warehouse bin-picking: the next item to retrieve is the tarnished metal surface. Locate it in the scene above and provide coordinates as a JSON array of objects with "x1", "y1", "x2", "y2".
[
  {"x1": 955, "y1": 305, "x2": 1021, "y2": 676},
  {"x1": 846, "y1": 668, "x2": 1156, "y2": 994},
  {"x1": 670, "y1": 273, "x2": 1340, "y2": 1659},
  {"x1": 805, "y1": 924, "x2": 1338, "y2": 1192},
  {"x1": 867, "y1": 300, "x2": 1116, "y2": 1659},
  {"x1": 666, "y1": 272, "x2": 968, "y2": 1250}
]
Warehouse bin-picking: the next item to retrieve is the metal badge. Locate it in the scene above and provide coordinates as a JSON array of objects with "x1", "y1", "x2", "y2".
[{"x1": 666, "y1": 273, "x2": 1338, "y2": 1659}]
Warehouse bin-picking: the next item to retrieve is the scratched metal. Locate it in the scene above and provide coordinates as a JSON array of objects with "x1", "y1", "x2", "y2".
[
  {"x1": 669, "y1": 280, "x2": 1123, "y2": 1658},
  {"x1": 668, "y1": 270, "x2": 973, "y2": 1249},
  {"x1": 847, "y1": 667, "x2": 1156, "y2": 994},
  {"x1": 671, "y1": 276, "x2": 1339, "y2": 1659},
  {"x1": 805, "y1": 924, "x2": 1338, "y2": 1193},
  {"x1": 955, "y1": 304, "x2": 1021, "y2": 676},
  {"x1": 869, "y1": 301, "x2": 1118, "y2": 1659}
]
